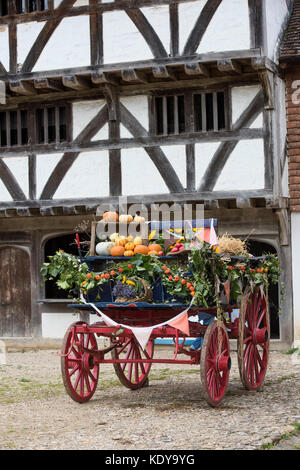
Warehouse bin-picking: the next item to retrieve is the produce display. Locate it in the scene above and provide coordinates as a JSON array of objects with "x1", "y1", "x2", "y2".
[{"x1": 41, "y1": 217, "x2": 281, "y2": 308}]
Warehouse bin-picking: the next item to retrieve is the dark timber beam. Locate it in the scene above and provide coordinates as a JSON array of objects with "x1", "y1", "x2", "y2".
[
  {"x1": 62, "y1": 75, "x2": 89, "y2": 90},
  {"x1": 121, "y1": 69, "x2": 148, "y2": 84},
  {"x1": 184, "y1": 62, "x2": 210, "y2": 77},
  {"x1": 152, "y1": 66, "x2": 177, "y2": 80},
  {"x1": 91, "y1": 71, "x2": 118, "y2": 87},
  {"x1": 217, "y1": 59, "x2": 242, "y2": 75},
  {"x1": 34, "y1": 78, "x2": 64, "y2": 92},
  {"x1": 9, "y1": 80, "x2": 35, "y2": 95}
]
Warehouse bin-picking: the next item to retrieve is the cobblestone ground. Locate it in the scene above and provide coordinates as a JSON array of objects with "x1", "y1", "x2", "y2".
[{"x1": 0, "y1": 347, "x2": 299, "y2": 450}]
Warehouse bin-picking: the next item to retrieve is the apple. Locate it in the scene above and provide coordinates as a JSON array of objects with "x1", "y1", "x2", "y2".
[
  {"x1": 158, "y1": 251, "x2": 164, "y2": 256},
  {"x1": 171, "y1": 247, "x2": 179, "y2": 253}
]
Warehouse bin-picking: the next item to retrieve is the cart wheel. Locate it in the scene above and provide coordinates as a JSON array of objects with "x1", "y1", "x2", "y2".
[
  {"x1": 61, "y1": 322, "x2": 99, "y2": 403},
  {"x1": 111, "y1": 336, "x2": 154, "y2": 390},
  {"x1": 238, "y1": 289, "x2": 270, "y2": 391},
  {"x1": 200, "y1": 321, "x2": 231, "y2": 407}
]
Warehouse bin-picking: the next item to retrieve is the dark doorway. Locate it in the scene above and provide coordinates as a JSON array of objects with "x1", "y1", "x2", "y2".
[
  {"x1": 247, "y1": 240, "x2": 280, "y2": 339},
  {"x1": 0, "y1": 247, "x2": 31, "y2": 336}
]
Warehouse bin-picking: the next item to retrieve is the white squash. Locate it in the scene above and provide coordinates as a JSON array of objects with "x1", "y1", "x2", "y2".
[
  {"x1": 95, "y1": 242, "x2": 115, "y2": 256},
  {"x1": 119, "y1": 214, "x2": 133, "y2": 223}
]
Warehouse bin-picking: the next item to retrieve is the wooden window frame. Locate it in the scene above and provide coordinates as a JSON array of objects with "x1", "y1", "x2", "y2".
[
  {"x1": 150, "y1": 87, "x2": 230, "y2": 136},
  {"x1": 0, "y1": 101, "x2": 72, "y2": 149},
  {"x1": 0, "y1": 0, "x2": 54, "y2": 17}
]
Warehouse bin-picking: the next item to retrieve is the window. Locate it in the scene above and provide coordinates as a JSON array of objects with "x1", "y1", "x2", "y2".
[
  {"x1": 36, "y1": 105, "x2": 68, "y2": 144},
  {"x1": 0, "y1": 103, "x2": 70, "y2": 148},
  {"x1": 0, "y1": 0, "x2": 52, "y2": 16},
  {"x1": 154, "y1": 95, "x2": 185, "y2": 135},
  {"x1": 194, "y1": 91, "x2": 226, "y2": 132},
  {"x1": 153, "y1": 89, "x2": 227, "y2": 136},
  {"x1": 0, "y1": 109, "x2": 28, "y2": 147}
]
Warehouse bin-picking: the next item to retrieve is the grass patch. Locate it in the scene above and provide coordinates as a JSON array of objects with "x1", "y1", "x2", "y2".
[
  {"x1": 283, "y1": 348, "x2": 300, "y2": 355},
  {"x1": 261, "y1": 422, "x2": 300, "y2": 450}
]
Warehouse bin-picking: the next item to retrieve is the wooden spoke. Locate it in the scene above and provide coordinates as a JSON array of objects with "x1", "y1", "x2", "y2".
[
  {"x1": 61, "y1": 322, "x2": 99, "y2": 403},
  {"x1": 111, "y1": 336, "x2": 154, "y2": 390},
  {"x1": 238, "y1": 290, "x2": 270, "y2": 391}
]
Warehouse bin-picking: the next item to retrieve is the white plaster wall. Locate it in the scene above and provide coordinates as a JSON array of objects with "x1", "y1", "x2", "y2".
[
  {"x1": 195, "y1": 142, "x2": 220, "y2": 188},
  {"x1": 179, "y1": 0, "x2": 250, "y2": 55},
  {"x1": 17, "y1": 22, "x2": 45, "y2": 67},
  {"x1": 214, "y1": 139, "x2": 264, "y2": 190},
  {"x1": 72, "y1": 100, "x2": 106, "y2": 140},
  {"x1": 140, "y1": 5, "x2": 170, "y2": 55},
  {"x1": 197, "y1": 0, "x2": 250, "y2": 54},
  {"x1": 33, "y1": 16, "x2": 90, "y2": 72},
  {"x1": 122, "y1": 148, "x2": 169, "y2": 195},
  {"x1": 265, "y1": 0, "x2": 289, "y2": 62},
  {"x1": 231, "y1": 85, "x2": 263, "y2": 128},
  {"x1": 2, "y1": 156, "x2": 29, "y2": 199},
  {"x1": 0, "y1": 178, "x2": 13, "y2": 202},
  {"x1": 42, "y1": 312, "x2": 84, "y2": 338},
  {"x1": 53, "y1": 150, "x2": 110, "y2": 199},
  {"x1": 161, "y1": 145, "x2": 186, "y2": 188},
  {"x1": 291, "y1": 213, "x2": 300, "y2": 347},
  {"x1": 120, "y1": 95, "x2": 149, "y2": 138},
  {"x1": 103, "y1": 10, "x2": 154, "y2": 64},
  {"x1": 36, "y1": 153, "x2": 63, "y2": 198},
  {"x1": 0, "y1": 26, "x2": 9, "y2": 71}
]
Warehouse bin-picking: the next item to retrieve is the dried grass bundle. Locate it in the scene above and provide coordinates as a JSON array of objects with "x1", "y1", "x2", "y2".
[{"x1": 218, "y1": 234, "x2": 248, "y2": 255}]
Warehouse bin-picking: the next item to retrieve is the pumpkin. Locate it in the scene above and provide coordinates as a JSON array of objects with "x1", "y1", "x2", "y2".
[
  {"x1": 125, "y1": 242, "x2": 135, "y2": 251},
  {"x1": 148, "y1": 250, "x2": 159, "y2": 256},
  {"x1": 119, "y1": 214, "x2": 133, "y2": 223},
  {"x1": 124, "y1": 250, "x2": 134, "y2": 257},
  {"x1": 95, "y1": 241, "x2": 115, "y2": 256},
  {"x1": 109, "y1": 232, "x2": 119, "y2": 242},
  {"x1": 134, "y1": 236, "x2": 143, "y2": 246},
  {"x1": 111, "y1": 246, "x2": 125, "y2": 257},
  {"x1": 134, "y1": 245, "x2": 149, "y2": 255},
  {"x1": 115, "y1": 236, "x2": 127, "y2": 247},
  {"x1": 127, "y1": 235, "x2": 134, "y2": 242},
  {"x1": 102, "y1": 211, "x2": 119, "y2": 222},
  {"x1": 134, "y1": 215, "x2": 146, "y2": 223},
  {"x1": 148, "y1": 243, "x2": 162, "y2": 253}
]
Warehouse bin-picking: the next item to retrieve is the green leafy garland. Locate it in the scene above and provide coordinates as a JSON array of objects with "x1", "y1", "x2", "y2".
[{"x1": 41, "y1": 247, "x2": 281, "y2": 306}]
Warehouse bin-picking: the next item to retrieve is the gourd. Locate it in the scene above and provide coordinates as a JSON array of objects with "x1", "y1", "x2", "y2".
[
  {"x1": 134, "y1": 236, "x2": 143, "y2": 246},
  {"x1": 110, "y1": 232, "x2": 119, "y2": 242},
  {"x1": 115, "y1": 236, "x2": 127, "y2": 247},
  {"x1": 134, "y1": 245, "x2": 149, "y2": 255},
  {"x1": 124, "y1": 250, "x2": 134, "y2": 257},
  {"x1": 95, "y1": 242, "x2": 115, "y2": 256},
  {"x1": 148, "y1": 250, "x2": 159, "y2": 256},
  {"x1": 125, "y1": 242, "x2": 135, "y2": 251},
  {"x1": 119, "y1": 214, "x2": 133, "y2": 223},
  {"x1": 111, "y1": 246, "x2": 125, "y2": 257},
  {"x1": 148, "y1": 243, "x2": 162, "y2": 253},
  {"x1": 134, "y1": 215, "x2": 145, "y2": 223},
  {"x1": 102, "y1": 211, "x2": 119, "y2": 222}
]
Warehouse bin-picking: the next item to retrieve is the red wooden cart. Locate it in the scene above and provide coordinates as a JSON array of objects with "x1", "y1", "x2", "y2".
[{"x1": 60, "y1": 224, "x2": 270, "y2": 407}]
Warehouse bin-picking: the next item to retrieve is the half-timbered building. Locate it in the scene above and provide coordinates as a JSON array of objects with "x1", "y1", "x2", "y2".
[
  {"x1": 0, "y1": 0, "x2": 294, "y2": 346},
  {"x1": 280, "y1": 0, "x2": 300, "y2": 348}
]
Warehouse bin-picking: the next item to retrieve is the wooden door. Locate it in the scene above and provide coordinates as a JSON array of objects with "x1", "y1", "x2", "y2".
[{"x1": 0, "y1": 247, "x2": 31, "y2": 337}]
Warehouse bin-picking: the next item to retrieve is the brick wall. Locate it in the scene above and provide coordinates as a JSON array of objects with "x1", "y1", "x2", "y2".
[{"x1": 286, "y1": 66, "x2": 300, "y2": 211}]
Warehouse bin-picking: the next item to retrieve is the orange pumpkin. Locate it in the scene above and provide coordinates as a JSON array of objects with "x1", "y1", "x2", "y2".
[
  {"x1": 148, "y1": 250, "x2": 159, "y2": 256},
  {"x1": 124, "y1": 250, "x2": 134, "y2": 257},
  {"x1": 115, "y1": 237, "x2": 127, "y2": 247},
  {"x1": 134, "y1": 245, "x2": 149, "y2": 255},
  {"x1": 125, "y1": 242, "x2": 135, "y2": 251},
  {"x1": 103, "y1": 211, "x2": 119, "y2": 222},
  {"x1": 148, "y1": 244, "x2": 162, "y2": 253},
  {"x1": 111, "y1": 246, "x2": 125, "y2": 257}
]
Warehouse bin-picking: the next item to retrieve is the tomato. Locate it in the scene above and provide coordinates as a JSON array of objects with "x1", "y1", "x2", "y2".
[
  {"x1": 127, "y1": 264, "x2": 133, "y2": 269},
  {"x1": 162, "y1": 265, "x2": 167, "y2": 270},
  {"x1": 110, "y1": 270, "x2": 116, "y2": 276},
  {"x1": 164, "y1": 269, "x2": 170, "y2": 275},
  {"x1": 181, "y1": 279, "x2": 186, "y2": 285},
  {"x1": 105, "y1": 273, "x2": 110, "y2": 279},
  {"x1": 86, "y1": 273, "x2": 92, "y2": 279},
  {"x1": 186, "y1": 282, "x2": 191, "y2": 288},
  {"x1": 190, "y1": 291, "x2": 195, "y2": 297},
  {"x1": 168, "y1": 275, "x2": 173, "y2": 281},
  {"x1": 174, "y1": 276, "x2": 180, "y2": 282},
  {"x1": 95, "y1": 275, "x2": 100, "y2": 280},
  {"x1": 101, "y1": 273, "x2": 105, "y2": 279},
  {"x1": 118, "y1": 268, "x2": 123, "y2": 273}
]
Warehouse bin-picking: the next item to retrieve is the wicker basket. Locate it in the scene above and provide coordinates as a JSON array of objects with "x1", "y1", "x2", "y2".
[{"x1": 114, "y1": 278, "x2": 153, "y2": 303}]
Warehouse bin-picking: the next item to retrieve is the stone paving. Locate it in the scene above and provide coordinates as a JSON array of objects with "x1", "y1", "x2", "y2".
[{"x1": 0, "y1": 347, "x2": 299, "y2": 450}]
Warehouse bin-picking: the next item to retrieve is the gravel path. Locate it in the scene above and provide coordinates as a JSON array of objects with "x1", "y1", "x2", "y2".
[{"x1": 0, "y1": 346, "x2": 299, "y2": 450}]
